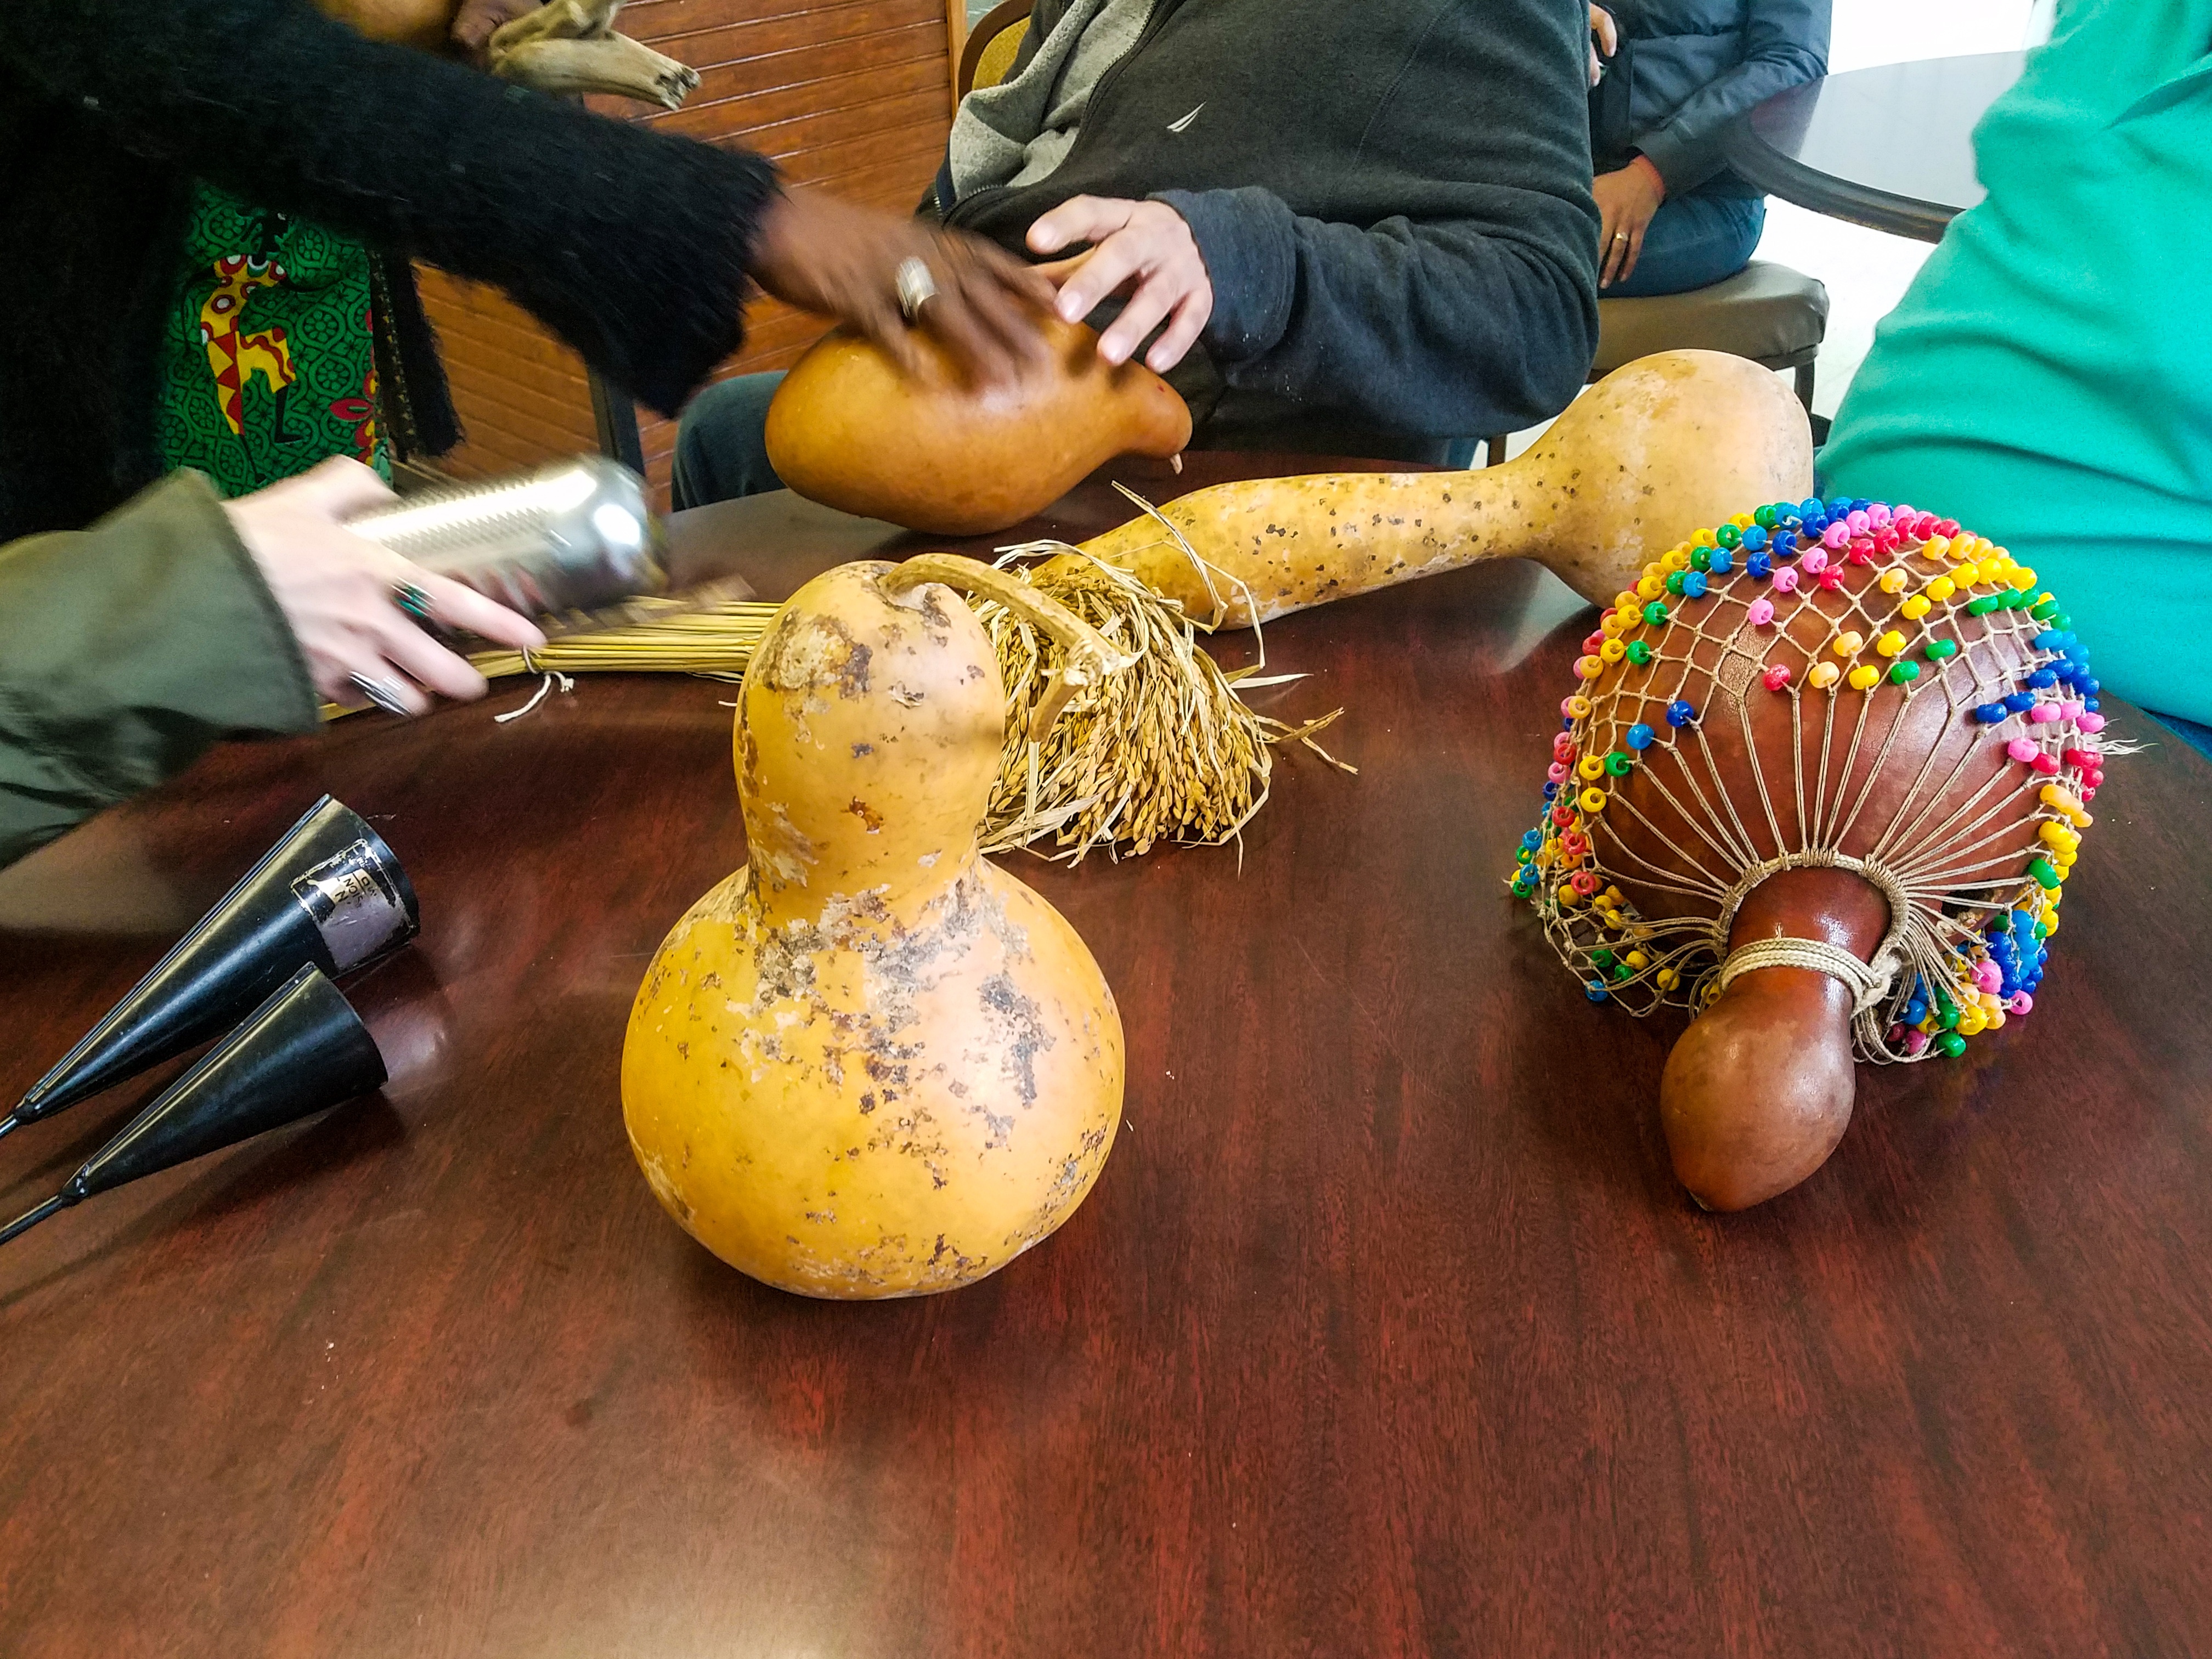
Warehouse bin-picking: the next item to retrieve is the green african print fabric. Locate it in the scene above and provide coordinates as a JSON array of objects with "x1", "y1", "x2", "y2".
[{"x1": 154, "y1": 183, "x2": 390, "y2": 498}]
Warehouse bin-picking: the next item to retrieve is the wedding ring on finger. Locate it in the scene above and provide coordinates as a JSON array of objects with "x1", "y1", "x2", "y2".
[
  {"x1": 895, "y1": 256, "x2": 940, "y2": 325},
  {"x1": 349, "y1": 673, "x2": 415, "y2": 718},
  {"x1": 392, "y1": 580, "x2": 435, "y2": 623}
]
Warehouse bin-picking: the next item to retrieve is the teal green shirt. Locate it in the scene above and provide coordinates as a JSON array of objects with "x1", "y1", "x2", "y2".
[{"x1": 1821, "y1": 0, "x2": 2212, "y2": 721}]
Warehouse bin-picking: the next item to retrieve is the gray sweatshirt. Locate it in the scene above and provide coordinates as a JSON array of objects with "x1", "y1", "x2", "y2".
[{"x1": 930, "y1": 0, "x2": 1602, "y2": 463}]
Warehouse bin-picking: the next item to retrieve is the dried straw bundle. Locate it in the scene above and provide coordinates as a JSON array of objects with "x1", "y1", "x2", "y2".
[
  {"x1": 971, "y1": 548, "x2": 1351, "y2": 862},
  {"x1": 467, "y1": 598, "x2": 780, "y2": 681}
]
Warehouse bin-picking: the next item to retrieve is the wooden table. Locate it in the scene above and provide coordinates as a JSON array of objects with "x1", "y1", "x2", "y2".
[
  {"x1": 5, "y1": 453, "x2": 2211, "y2": 1657},
  {"x1": 1725, "y1": 52, "x2": 2027, "y2": 242}
]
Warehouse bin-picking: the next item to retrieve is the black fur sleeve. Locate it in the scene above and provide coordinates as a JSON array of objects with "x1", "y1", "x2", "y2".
[{"x1": 3, "y1": 0, "x2": 779, "y2": 415}]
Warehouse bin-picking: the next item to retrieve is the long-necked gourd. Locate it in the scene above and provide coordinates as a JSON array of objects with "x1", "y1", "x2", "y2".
[
  {"x1": 1054, "y1": 349, "x2": 1812, "y2": 624},
  {"x1": 622, "y1": 556, "x2": 1129, "y2": 1296}
]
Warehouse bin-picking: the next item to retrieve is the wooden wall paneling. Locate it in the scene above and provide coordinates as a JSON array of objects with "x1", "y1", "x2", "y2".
[{"x1": 417, "y1": 0, "x2": 962, "y2": 507}]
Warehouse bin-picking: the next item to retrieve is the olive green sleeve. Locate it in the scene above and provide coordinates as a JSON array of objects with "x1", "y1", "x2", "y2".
[{"x1": 0, "y1": 471, "x2": 318, "y2": 868}]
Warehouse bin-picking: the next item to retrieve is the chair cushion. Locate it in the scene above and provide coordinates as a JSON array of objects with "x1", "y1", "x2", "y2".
[
  {"x1": 973, "y1": 18, "x2": 1031, "y2": 93},
  {"x1": 1592, "y1": 261, "x2": 1830, "y2": 381}
]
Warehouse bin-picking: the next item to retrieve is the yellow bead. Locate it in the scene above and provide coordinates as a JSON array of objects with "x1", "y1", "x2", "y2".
[
  {"x1": 1566, "y1": 695, "x2": 1593, "y2": 719},
  {"x1": 1655, "y1": 968, "x2": 1680, "y2": 990},
  {"x1": 1600, "y1": 612, "x2": 1625, "y2": 638},
  {"x1": 1579, "y1": 786, "x2": 1607, "y2": 814},
  {"x1": 1642, "y1": 562, "x2": 1665, "y2": 583},
  {"x1": 2038, "y1": 821, "x2": 2076, "y2": 851},
  {"x1": 2012, "y1": 568, "x2": 2040, "y2": 592},
  {"x1": 1604, "y1": 885, "x2": 1625, "y2": 905},
  {"x1": 1730, "y1": 513, "x2": 1757, "y2": 530},
  {"x1": 1663, "y1": 548, "x2": 1690, "y2": 572},
  {"x1": 1831, "y1": 631, "x2": 1865, "y2": 658},
  {"x1": 1848, "y1": 664, "x2": 1880, "y2": 691},
  {"x1": 1900, "y1": 595, "x2": 1932, "y2": 621},
  {"x1": 1692, "y1": 528, "x2": 1717, "y2": 549},
  {"x1": 1954, "y1": 561, "x2": 1982, "y2": 588},
  {"x1": 1808, "y1": 661, "x2": 1841, "y2": 690},
  {"x1": 2042, "y1": 907, "x2": 2061, "y2": 934},
  {"x1": 1637, "y1": 575, "x2": 1664, "y2": 601},
  {"x1": 1957, "y1": 1009, "x2": 1988, "y2": 1036},
  {"x1": 1613, "y1": 590, "x2": 1640, "y2": 611},
  {"x1": 1876, "y1": 630, "x2": 1906, "y2": 657},
  {"x1": 1980, "y1": 992, "x2": 2003, "y2": 1014},
  {"x1": 1533, "y1": 844, "x2": 1555, "y2": 868},
  {"x1": 1922, "y1": 534, "x2": 1951, "y2": 561},
  {"x1": 1927, "y1": 577, "x2": 1956, "y2": 602},
  {"x1": 1578, "y1": 755, "x2": 1607, "y2": 781},
  {"x1": 1557, "y1": 884, "x2": 1581, "y2": 907},
  {"x1": 1599, "y1": 638, "x2": 1626, "y2": 665},
  {"x1": 1984, "y1": 1005, "x2": 2007, "y2": 1031},
  {"x1": 1878, "y1": 568, "x2": 1908, "y2": 594},
  {"x1": 1577, "y1": 655, "x2": 1605, "y2": 680}
]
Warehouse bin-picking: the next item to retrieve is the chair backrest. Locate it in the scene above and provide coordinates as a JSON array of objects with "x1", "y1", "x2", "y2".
[{"x1": 959, "y1": 0, "x2": 1036, "y2": 98}]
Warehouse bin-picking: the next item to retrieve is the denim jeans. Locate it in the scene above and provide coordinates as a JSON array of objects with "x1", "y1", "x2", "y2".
[
  {"x1": 1604, "y1": 192, "x2": 1765, "y2": 299},
  {"x1": 672, "y1": 370, "x2": 788, "y2": 509}
]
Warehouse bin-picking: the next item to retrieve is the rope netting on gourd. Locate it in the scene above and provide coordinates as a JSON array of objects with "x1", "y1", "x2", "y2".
[{"x1": 1510, "y1": 495, "x2": 2117, "y2": 1063}]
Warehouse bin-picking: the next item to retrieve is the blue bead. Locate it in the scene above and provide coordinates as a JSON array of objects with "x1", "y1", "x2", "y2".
[
  {"x1": 2062, "y1": 633, "x2": 2079, "y2": 650},
  {"x1": 1521, "y1": 830, "x2": 1543, "y2": 851},
  {"x1": 1974, "y1": 703, "x2": 2010, "y2": 724},
  {"x1": 1904, "y1": 1000, "x2": 1928, "y2": 1024},
  {"x1": 1707, "y1": 550, "x2": 1733, "y2": 575},
  {"x1": 1826, "y1": 496, "x2": 1852, "y2": 515},
  {"x1": 2034, "y1": 629, "x2": 2065, "y2": 650},
  {"x1": 1586, "y1": 983, "x2": 1610, "y2": 1003},
  {"x1": 1746, "y1": 551, "x2": 1773, "y2": 579},
  {"x1": 1779, "y1": 514, "x2": 1803, "y2": 534},
  {"x1": 1681, "y1": 571, "x2": 1709, "y2": 599},
  {"x1": 1666, "y1": 699, "x2": 1696, "y2": 727},
  {"x1": 1800, "y1": 498, "x2": 1823, "y2": 518},
  {"x1": 2085, "y1": 697, "x2": 2101, "y2": 712},
  {"x1": 1742, "y1": 526, "x2": 1769, "y2": 551},
  {"x1": 1543, "y1": 782, "x2": 1558, "y2": 799},
  {"x1": 2028, "y1": 669, "x2": 2057, "y2": 689},
  {"x1": 2081, "y1": 678, "x2": 2100, "y2": 696},
  {"x1": 1626, "y1": 723, "x2": 1655, "y2": 750},
  {"x1": 2003, "y1": 692, "x2": 2036, "y2": 713}
]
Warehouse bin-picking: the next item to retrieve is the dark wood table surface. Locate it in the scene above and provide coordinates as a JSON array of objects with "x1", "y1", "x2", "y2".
[
  {"x1": 1726, "y1": 52, "x2": 2027, "y2": 242},
  {"x1": 4, "y1": 452, "x2": 2211, "y2": 1658}
]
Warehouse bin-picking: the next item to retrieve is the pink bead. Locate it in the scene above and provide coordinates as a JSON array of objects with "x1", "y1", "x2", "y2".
[
  {"x1": 1801, "y1": 548, "x2": 1829, "y2": 574},
  {"x1": 2078, "y1": 712, "x2": 2107, "y2": 733},
  {"x1": 1747, "y1": 599, "x2": 1775, "y2": 627},
  {"x1": 1822, "y1": 522, "x2": 1850, "y2": 550},
  {"x1": 1974, "y1": 960, "x2": 2002, "y2": 994},
  {"x1": 1868, "y1": 504, "x2": 1894, "y2": 528},
  {"x1": 2007, "y1": 737, "x2": 2039, "y2": 763},
  {"x1": 1846, "y1": 510, "x2": 1870, "y2": 534},
  {"x1": 2084, "y1": 769, "x2": 2106, "y2": 788},
  {"x1": 2059, "y1": 700, "x2": 2084, "y2": 719},
  {"x1": 2081, "y1": 785, "x2": 2099, "y2": 802},
  {"x1": 1761, "y1": 664, "x2": 1791, "y2": 691},
  {"x1": 1819, "y1": 567, "x2": 1847, "y2": 592},
  {"x1": 2009, "y1": 993, "x2": 2034, "y2": 1016},
  {"x1": 1772, "y1": 567, "x2": 1800, "y2": 594},
  {"x1": 2032, "y1": 753, "x2": 2060, "y2": 776},
  {"x1": 1548, "y1": 761, "x2": 1570, "y2": 783},
  {"x1": 2027, "y1": 703, "x2": 2060, "y2": 725},
  {"x1": 1905, "y1": 1029, "x2": 1930, "y2": 1057},
  {"x1": 1583, "y1": 630, "x2": 1606, "y2": 654}
]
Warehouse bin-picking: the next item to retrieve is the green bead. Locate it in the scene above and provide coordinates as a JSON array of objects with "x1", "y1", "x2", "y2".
[
  {"x1": 1592, "y1": 948, "x2": 1617, "y2": 969},
  {"x1": 1665, "y1": 571, "x2": 1688, "y2": 595},
  {"x1": 2030, "y1": 598, "x2": 2059, "y2": 619},
  {"x1": 1516, "y1": 847, "x2": 1534, "y2": 865},
  {"x1": 2036, "y1": 919, "x2": 2054, "y2": 940},
  {"x1": 1605, "y1": 752, "x2": 1633, "y2": 777},
  {"x1": 1924, "y1": 639, "x2": 1959, "y2": 660},
  {"x1": 2029, "y1": 856, "x2": 2061, "y2": 890},
  {"x1": 1626, "y1": 641, "x2": 1654, "y2": 665},
  {"x1": 1939, "y1": 1032, "x2": 1968, "y2": 1059},
  {"x1": 2053, "y1": 612, "x2": 2073, "y2": 628},
  {"x1": 1889, "y1": 661, "x2": 1920, "y2": 684},
  {"x1": 1754, "y1": 505, "x2": 1780, "y2": 528},
  {"x1": 1691, "y1": 546, "x2": 1712, "y2": 572},
  {"x1": 1643, "y1": 602, "x2": 1669, "y2": 627},
  {"x1": 1966, "y1": 595, "x2": 2000, "y2": 616},
  {"x1": 1612, "y1": 962, "x2": 1634, "y2": 982},
  {"x1": 1714, "y1": 524, "x2": 1742, "y2": 550}
]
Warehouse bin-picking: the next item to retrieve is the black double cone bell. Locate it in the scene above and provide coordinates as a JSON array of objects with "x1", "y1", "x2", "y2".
[
  {"x1": 0, "y1": 967, "x2": 388, "y2": 1248},
  {"x1": 3, "y1": 797, "x2": 416, "y2": 1137}
]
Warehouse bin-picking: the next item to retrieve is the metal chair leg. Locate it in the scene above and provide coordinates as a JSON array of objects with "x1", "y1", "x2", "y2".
[
  {"x1": 1485, "y1": 435, "x2": 1511, "y2": 467},
  {"x1": 1793, "y1": 362, "x2": 1816, "y2": 414}
]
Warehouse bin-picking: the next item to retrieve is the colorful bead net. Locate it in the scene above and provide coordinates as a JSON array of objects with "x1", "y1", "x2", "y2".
[{"x1": 1510, "y1": 498, "x2": 2112, "y2": 1063}]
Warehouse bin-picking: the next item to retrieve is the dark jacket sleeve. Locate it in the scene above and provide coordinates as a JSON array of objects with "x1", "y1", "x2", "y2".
[
  {"x1": 1148, "y1": 1, "x2": 1600, "y2": 438},
  {"x1": 1635, "y1": 0, "x2": 1829, "y2": 196},
  {"x1": 0, "y1": 473, "x2": 318, "y2": 868},
  {"x1": 0, "y1": 0, "x2": 781, "y2": 417}
]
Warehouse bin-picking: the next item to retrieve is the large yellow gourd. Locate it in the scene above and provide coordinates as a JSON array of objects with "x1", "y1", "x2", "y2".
[
  {"x1": 1060, "y1": 349, "x2": 1813, "y2": 623},
  {"x1": 622, "y1": 557, "x2": 1127, "y2": 1296}
]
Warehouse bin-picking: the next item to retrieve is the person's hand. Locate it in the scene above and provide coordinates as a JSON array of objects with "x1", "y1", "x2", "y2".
[
  {"x1": 1594, "y1": 160, "x2": 1664, "y2": 288},
  {"x1": 750, "y1": 187, "x2": 1057, "y2": 386},
  {"x1": 1025, "y1": 197, "x2": 1212, "y2": 373},
  {"x1": 223, "y1": 459, "x2": 547, "y2": 716},
  {"x1": 1588, "y1": 5, "x2": 1617, "y2": 86},
  {"x1": 452, "y1": 0, "x2": 543, "y2": 63}
]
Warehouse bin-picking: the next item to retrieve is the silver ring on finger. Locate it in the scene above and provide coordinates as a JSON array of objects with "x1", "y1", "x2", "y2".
[
  {"x1": 392, "y1": 581, "x2": 436, "y2": 623},
  {"x1": 349, "y1": 673, "x2": 415, "y2": 718},
  {"x1": 895, "y1": 256, "x2": 939, "y2": 326}
]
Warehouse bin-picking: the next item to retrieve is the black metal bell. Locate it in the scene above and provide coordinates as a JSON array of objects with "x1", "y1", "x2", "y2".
[{"x1": 4, "y1": 797, "x2": 415, "y2": 1136}]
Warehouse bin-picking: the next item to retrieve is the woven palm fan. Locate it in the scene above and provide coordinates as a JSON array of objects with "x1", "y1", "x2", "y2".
[{"x1": 1512, "y1": 495, "x2": 2112, "y2": 1211}]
